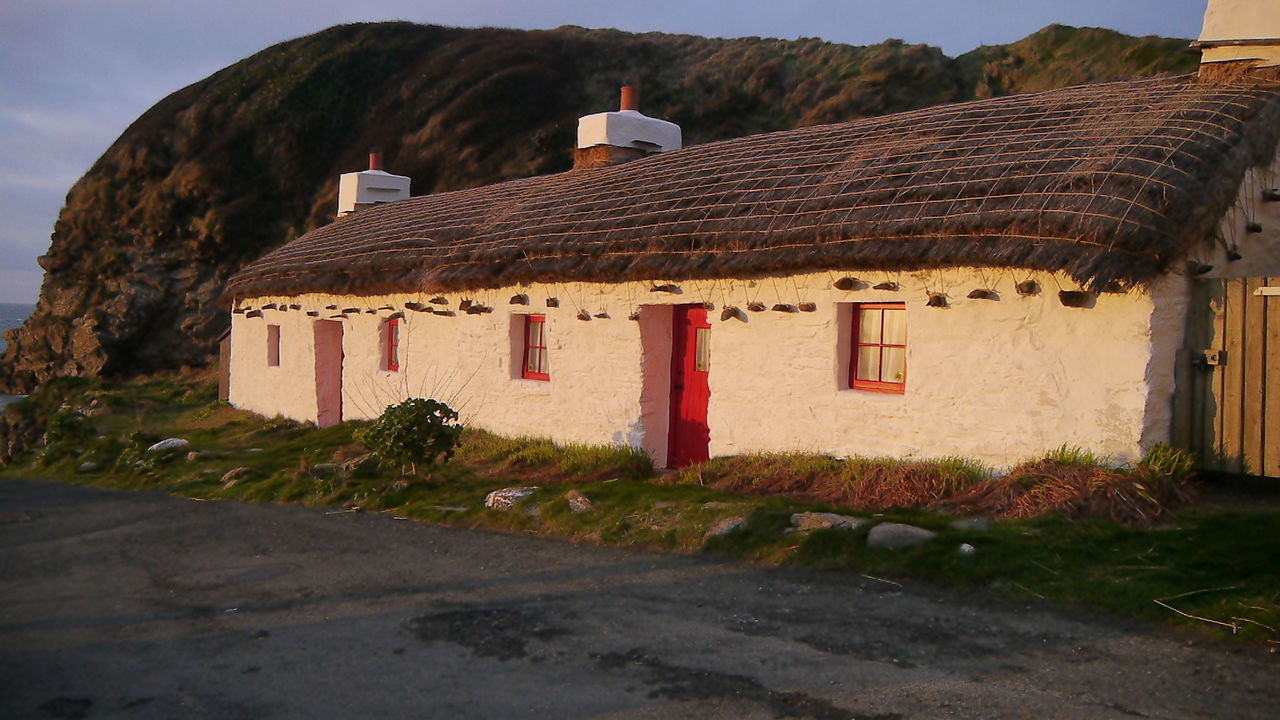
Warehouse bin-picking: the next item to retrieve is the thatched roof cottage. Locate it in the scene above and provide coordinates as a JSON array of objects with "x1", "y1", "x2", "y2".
[{"x1": 224, "y1": 0, "x2": 1280, "y2": 474}]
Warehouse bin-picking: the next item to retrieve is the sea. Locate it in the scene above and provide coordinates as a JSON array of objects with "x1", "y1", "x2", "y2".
[{"x1": 0, "y1": 303, "x2": 35, "y2": 354}]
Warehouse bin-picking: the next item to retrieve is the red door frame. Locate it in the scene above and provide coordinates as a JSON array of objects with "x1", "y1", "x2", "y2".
[{"x1": 667, "y1": 305, "x2": 711, "y2": 467}]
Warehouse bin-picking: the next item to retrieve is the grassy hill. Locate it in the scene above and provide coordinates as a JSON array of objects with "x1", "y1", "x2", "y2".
[{"x1": 0, "y1": 22, "x2": 1197, "y2": 391}]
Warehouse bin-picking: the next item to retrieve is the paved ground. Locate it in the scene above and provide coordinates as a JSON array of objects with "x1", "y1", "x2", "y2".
[{"x1": 0, "y1": 479, "x2": 1275, "y2": 719}]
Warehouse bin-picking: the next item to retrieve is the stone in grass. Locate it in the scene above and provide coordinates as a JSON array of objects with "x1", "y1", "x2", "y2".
[
  {"x1": 484, "y1": 487, "x2": 538, "y2": 510},
  {"x1": 948, "y1": 517, "x2": 991, "y2": 532},
  {"x1": 310, "y1": 463, "x2": 341, "y2": 478},
  {"x1": 185, "y1": 451, "x2": 204, "y2": 462},
  {"x1": 341, "y1": 453, "x2": 381, "y2": 478},
  {"x1": 76, "y1": 461, "x2": 101, "y2": 474},
  {"x1": 221, "y1": 466, "x2": 258, "y2": 488},
  {"x1": 790, "y1": 512, "x2": 868, "y2": 532},
  {"x1": 867, "y1": 523, "x2": 938, "y2": 549},
  {"x1": 702, "y1": 501, "x2": 736, "y2": 509},
  {"x1": 566, "y1": 490, "x2": 594, "y2": 513},
  {"x1": 147, "y1": 438, "x2": 190, "y2": 454},
  {"x1": 705, "y1": 516, "x2": 747, "y2": 538}
]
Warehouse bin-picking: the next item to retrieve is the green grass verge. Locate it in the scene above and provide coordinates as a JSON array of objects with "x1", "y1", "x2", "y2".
[{"x1": 2, "y1": 374, "x2": 1277, "y2": 645}]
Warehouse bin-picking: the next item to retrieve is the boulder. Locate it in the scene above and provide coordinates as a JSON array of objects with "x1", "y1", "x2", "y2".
[
  {"x1": 949, "y1": 517, "x2": 991, "y2": 532},
  {"x1": 220, "y1": 466, "x2": 258, "y2": 488},
  {"x1": 867, "y1": 523, "x2": 938, "y2": 549},
  {"x1": 958, "y1": 543, "x2": 976, "y2": 555},
  {"x1": 705, "y1": 516, "x2": 746, "y2": 537},
  {"x1": 566, "y1": 490, "x2": 594, "y2": 513},
  {"x1": 75, "y1": 461, "x2": 100, "y2": 474},
  {"x1": 341, "y1": 453, "x2": 381, "y2": 477},
  {"x1": 484, "y1": 487, "x2": 538, "y2": 510},
  {"x1": 790, "y1": 512, "x2": 867, "y2": 532},
  {"x1": 146, "y1": 438, "x2": 189, "y2": 453}
]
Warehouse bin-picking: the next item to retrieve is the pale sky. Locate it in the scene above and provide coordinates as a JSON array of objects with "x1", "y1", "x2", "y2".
[{"x1": 0, "y1": 0, "x2": 1208, "y2": 304}]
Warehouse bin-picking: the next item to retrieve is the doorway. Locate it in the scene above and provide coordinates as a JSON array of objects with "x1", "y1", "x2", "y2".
[
  {"x1": 314, "y1": 320, "x2": 344, "y2": 428},
  {"x1": 667, "y1": 304, "x2": 711, "y2": 467}
]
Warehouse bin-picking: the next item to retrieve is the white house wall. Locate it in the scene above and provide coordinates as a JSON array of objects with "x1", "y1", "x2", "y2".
[{"x1": 228, "y1": 267, "x2": 1183, "y2": 468}]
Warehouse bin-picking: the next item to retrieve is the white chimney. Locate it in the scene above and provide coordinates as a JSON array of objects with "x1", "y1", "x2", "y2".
[
  {"x1": 574, "y1": 86, "x2": 681, "y2": 169},
  {"x1": 337, "y1": 148, "x2": 411, "y2": 217},
  {"x1": 1196, "y1": 0, "x2": 1280, "y2": 72}
]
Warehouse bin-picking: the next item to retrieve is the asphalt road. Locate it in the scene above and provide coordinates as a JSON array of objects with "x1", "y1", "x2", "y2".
[{"x1": 0, "y1": 479, "x2": 1275, "y2": 719}]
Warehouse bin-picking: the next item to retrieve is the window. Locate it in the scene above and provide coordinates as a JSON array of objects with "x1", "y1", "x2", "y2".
[
  {"x1": 384, "y1": 317, "x2": 400, "y2": 372},
  {"x1": 850, "y1": 303, "x2": 905, "y2": 393},
  {"x1": 266, "y1": 324, "x2": 281, "y2": 367},
  {"x1": 522, "y1": 314, "x2": 549, "y2": 381}
]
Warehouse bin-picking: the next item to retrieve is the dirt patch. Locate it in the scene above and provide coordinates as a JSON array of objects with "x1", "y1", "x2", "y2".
[
  {"x1": 406, "y1": 606, "x2": 570, "y2": 661},
  {"x1": 594, "y1": 648, "x2": 897, "y2": 720}
]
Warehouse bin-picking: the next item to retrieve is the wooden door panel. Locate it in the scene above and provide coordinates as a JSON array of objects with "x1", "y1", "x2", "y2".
[{"x1": 667, "y1": 305, "x2": 710, "y2": 467}]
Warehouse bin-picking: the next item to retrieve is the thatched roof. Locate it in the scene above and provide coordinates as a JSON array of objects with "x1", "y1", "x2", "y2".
[{"x1": 226, "y1": 74, "x2": 1280, "y2": 301}]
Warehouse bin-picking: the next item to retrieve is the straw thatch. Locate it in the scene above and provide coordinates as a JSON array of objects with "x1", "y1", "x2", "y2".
[{"x1": 225, "y1": 74, "x2": 1280, "y2": 301}]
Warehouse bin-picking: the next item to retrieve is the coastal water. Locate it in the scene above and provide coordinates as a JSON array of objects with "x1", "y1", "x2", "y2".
[{"x1": 0, "y1": 303, "x2": 35, "y2": 354}]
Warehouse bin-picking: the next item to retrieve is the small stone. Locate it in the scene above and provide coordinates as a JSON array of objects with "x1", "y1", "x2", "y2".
[
  {"x1": 484, "y1": 487, "x2": 538, "y2": 510},
  {"x1": 702, "y1": 501, "x2": 736, "y2": 509},
  {"x1": 867, "y1": 523, "x2": 938, "y2": 549},
  {"x1": 790, "y1": 512, "x2": 868, "y2": 532},
  {"x1": 76, "y1": 461, "x2": 100, "y2": 474},
  {"x1": 146, "y1": 438, "x2": 189, "y2": 453},
  {"x1": 427, "y1": 505, "x2": 468, "y2": 513},
  {"x1": 185, "y1": 451, "x2": 204, "y2": 462},
  {"x1": 958, "y1": 543, "x2": 976, "y2": 555},
  {"x1": 527, "y1": 505, "x2": 542, "y2": 518},
  {"x1": 310, "y1": 462, "x2": 341, "y2": 478},
  {"x1": 705, "y1": 516, "x2": 746, "y2": 537},
  {"x1": 653, "y1": 501, "x2": 677, "y2": 509},
  {"x1": 220, "y1": 466, "x2": 258, "y2": 488},
  {"x1": 566, "y1": 490, "x2": 594, "y2": 513},
  {"x1": 341, "y1": 453, "x2": 381, "y2": 477},
  {"x1": 949, "y1": 517, "x2": 991, "y2": 532}
]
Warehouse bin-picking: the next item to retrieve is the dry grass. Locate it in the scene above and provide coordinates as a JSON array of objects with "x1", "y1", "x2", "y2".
[
  {"x1": 950, "y1": 460, "x2": 1198, "y2": 527},
  {"x1": 672, "y1": 446, "x2": 1197, "y2": 527}
]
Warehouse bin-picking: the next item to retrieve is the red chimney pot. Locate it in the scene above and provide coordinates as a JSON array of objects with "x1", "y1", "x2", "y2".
[
  {"x1": 368, "y1": 148, "x2": 383, "y2": 172},
  {"x1": 620, "y1": 86, "x2": 638, "y2": 112}
]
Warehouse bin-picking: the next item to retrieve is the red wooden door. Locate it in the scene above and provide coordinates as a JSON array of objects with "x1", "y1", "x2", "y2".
[
  {"x1": 314, "y1": 320, "x2": 344, "y2": 428},
  {"x1": 668, "y1": 305, "x2": 711, "y2": 467}
]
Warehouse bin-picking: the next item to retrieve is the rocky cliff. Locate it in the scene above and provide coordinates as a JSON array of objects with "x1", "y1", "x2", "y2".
[{"x1": 0, "y1": 22, "x2": 1196, "y2": 391}]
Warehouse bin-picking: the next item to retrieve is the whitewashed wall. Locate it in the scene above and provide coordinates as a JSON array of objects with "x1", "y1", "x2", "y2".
[{"x1": 229, "y1": 267, "x2": 1185, "y2": 468}]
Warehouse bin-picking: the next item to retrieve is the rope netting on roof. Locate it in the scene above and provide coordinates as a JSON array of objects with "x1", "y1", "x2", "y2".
[{"x1": 226, "y1": 74, "x2": 1280, "y2": 301}]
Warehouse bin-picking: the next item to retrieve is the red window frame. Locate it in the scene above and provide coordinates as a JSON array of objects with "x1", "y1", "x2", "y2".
[
  {"x1": 266, "y1": 324, "x2": 281, "y2": 367},
  {"x1": 522, "y1": 314, "x2": 549, "y2": 381},
  {"x1": 850, "y1": 303, "x2": 906, "y2": 394},
  {"x1": 385, "y1": 317, "x2": 400, "y2": 372}
]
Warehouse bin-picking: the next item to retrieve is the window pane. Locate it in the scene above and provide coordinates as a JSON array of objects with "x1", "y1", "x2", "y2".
[
  {"x1": 882, "y1": 309, "x2": 906, "y2": 345},
  {"x1": 856, "y1": 346, "x2": 880, "y2": 381},
  {"x1": 529, "y1": 319, "x2": 543, "y2": 347},
  {"x1": 881, "y1": 347, "x2": 906, "y2": 383},
  {"x1": 858, "y1": 308, "x2": 882, "y2": 343},
  {"x1": 538, "y1": 348, "x2": 549, "y2": 374},
  {"x1": 527, "y1": 348, "x2": 540, "y2": 374},
  {"x1": 695, "y1": 327, "x2": 710, "y2": 371}
]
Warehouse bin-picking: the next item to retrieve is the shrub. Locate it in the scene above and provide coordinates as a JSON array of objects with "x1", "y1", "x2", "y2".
[
  {"x1": 38, "y1": 407, "x2": 95, "y2": 465},
  {"x1": 359, "y1": 398, "x2": 463, "y2": 475}
]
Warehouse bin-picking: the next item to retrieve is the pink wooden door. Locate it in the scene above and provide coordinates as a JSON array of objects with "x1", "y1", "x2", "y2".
[
  {"x1": 314, "y1": 320, "x2": 344, "y2": 428},
  {"x1": 668, "y1": 305, "x2": 711, "y2": 467}
]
